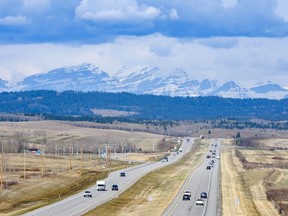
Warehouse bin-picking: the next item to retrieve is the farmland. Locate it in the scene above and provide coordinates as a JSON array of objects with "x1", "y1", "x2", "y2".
[
  {"x1": 221, "y1": 137, "x2": 288, "y2": 216},
  {"x1": 0, "y1": 121, "x2": 171, "y2": 215}
]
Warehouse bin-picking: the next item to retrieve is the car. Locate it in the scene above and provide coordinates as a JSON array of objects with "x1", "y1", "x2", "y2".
[
  {"x1": 206, "y1": 165, "x2": 211, "y2": 170},
  {"x1": 112, "y1": 184, "x2": 118, "y2": 191},
  {"x1": 120, "y1": 172, "x2": 126, "y2": 177},
  {"x1": 210, "y1": 160, "x2": 214, "y2": 165},
  {"x1": 200, "y1": 192, "x2": 208, "y2": 199},
  {"x1": 161, "y1": 157, "x2": 168, "y2": 162},
  {"x1": 184, "y1": 190, "x2": 191, "y2": 197},
  {"x1": 216, "y1": 156, "x2": 220, "y2": 159},
  {"x1": 196, "y1": 198, "x2": 204, "y2": 205},
  {"x1": 84, "y1": 190, "x2": 92, "y2": 197},
  {"x1": 183, "y1": 194, "x2": 190, "y2": 201},
  {"x1": 206, "y1": 155, "x2": 211, "y2": 159}
]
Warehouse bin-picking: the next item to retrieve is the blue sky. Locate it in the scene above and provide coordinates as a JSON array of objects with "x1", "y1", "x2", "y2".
[{"x1": 0, "y1": 0, "x2": 288, "y2": 86}]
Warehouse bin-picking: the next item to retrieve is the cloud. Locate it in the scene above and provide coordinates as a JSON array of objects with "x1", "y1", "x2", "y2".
[
  {"x1": 0, "y1": 15, "x2": 28, "y2": 25},
  {"x1": 150, "y1": 40, "x2": 172, "y2": 56},
  {"x1": 276, "y1": 58, "x2": 288, "y2": 72},
  {"x1": 1, "y1": 35, "x2": 288, "y2": 87},
  {"x1": 75, "y1": 0, "x2": 165, "y2": 22},
  {"x1": 198, "y1": 37, "x2": 239, "y2": 49},
  {"x1": 0, "y1": 0, "x2": 287, "y2": 44}
]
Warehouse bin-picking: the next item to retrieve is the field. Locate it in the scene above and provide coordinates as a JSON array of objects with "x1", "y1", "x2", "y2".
[
  {"x1": 0, "y1": 121, "x2": 171, "y2": 215},
  {"x1": 221, "y1": 137, "x2": 288, "y2": 216}
]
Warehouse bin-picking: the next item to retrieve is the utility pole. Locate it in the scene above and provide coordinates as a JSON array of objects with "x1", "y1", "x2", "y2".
[
  {"x1": 80, "y1": 146, "x2": 83, "y2": 169},
  {"x1": 90, "y1": 150, "x2": 93, "y2": 167},
  {"x1": 1, "y1": 142, "x2": 3, "y2": 190},
  {"x1": 105, "y1": 145, "x2": 111, "y2": 164},
  {"x1": 41, "y1": 149, "x2": 45, "y2": 178},
  {"x1": 56, "y1": 147, "x2": 59, "y2": 174},
  {"x1": 70, "y1": 146, "x2": 72, "y2": 170},
  {"x1": 23, "y1": 142, "x2": 26, "y2": 181}
]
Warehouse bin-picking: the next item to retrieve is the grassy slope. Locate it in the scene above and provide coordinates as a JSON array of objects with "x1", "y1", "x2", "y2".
[{"x1": 2, "y1": 162, "x2": 131, "y2": 216}]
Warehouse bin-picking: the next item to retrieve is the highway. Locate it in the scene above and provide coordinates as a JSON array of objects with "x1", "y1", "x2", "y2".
[
  {"x1": 162, "y1": 139, "x2": 221, "y2": 216},
  {"x1": 24, "y1": 138, "x2": 195, "y2": 216}
]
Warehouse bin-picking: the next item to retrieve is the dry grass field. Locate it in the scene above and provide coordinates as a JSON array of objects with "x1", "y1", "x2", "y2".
[
  {"x1": 85, "y1": 139, "x2": 209, "y2": 216},
  {"x1": 0, "y1": 121, "x2": 174, "y2": 215},
  {"x1": 221, "y1": 137, "x2": 288, "y2": 216}
]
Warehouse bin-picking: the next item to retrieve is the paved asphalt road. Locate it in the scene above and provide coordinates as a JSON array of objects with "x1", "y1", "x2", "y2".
[
  {"x1": 162, "y1": 139, "x2": 221, "y2": 216},
  {"x1": 24, "y1": 138, "x2": 195, "y2": 216}
]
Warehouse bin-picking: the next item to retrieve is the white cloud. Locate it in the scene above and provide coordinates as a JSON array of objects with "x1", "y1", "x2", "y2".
[
  {"x1": 23, "y1": 0, "x2": 51, "y2": 11},
  {"x1": 221, "y1": 0, "x2": 237, "y2": 8},
  {"x1": 276, "y1": 0, "x2": 288, "y2": 21},
  {"x1": 169, "y1": 8, "x2": 179, "y2": 20},
  {"x1": 0, "y1": 15, "x2": 28, "y2": 25},
  {"x1": 75, "y1": 0, "x2": 166, "y2": 22},
  {"x1": 0, "y1": 35, "x2": 288, "y2": 87}
]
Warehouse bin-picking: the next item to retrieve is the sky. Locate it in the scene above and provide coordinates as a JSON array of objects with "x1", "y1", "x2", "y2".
[{"x1": 0, "y1": 0, "x2": 288, "y2": 86}]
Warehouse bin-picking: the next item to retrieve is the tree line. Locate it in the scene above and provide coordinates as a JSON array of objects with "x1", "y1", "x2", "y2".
[{"x1": 0, "y1": 90, "x2": 287, "y2": 121}]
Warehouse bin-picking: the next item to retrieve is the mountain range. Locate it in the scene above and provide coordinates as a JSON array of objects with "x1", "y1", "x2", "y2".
[{"x1": 1, "y1": 63, "x2": 287, "y2": 99}]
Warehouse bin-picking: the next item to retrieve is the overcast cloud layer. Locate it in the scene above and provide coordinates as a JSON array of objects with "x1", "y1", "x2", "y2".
[{"x1": 0, "y1": 0, "x2": 288, "y2": 86}]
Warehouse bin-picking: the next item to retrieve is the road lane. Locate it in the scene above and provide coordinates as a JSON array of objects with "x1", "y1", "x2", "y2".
[
  {"x1": 24, "y1": 138, "x2": 195, "y2": 216},
  {"x1": 162, "y1": 139, "x2": 221, "y2": 216}
]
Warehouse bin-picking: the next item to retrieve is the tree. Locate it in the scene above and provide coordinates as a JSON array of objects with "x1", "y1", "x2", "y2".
[{"x1": 236, "y1": 132, "x2": 241, "y2": 139}]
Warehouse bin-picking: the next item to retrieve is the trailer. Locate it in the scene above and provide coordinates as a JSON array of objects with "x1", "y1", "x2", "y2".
[{"x1": 96, "y1": 180, "x2": 106, "y2": 191}]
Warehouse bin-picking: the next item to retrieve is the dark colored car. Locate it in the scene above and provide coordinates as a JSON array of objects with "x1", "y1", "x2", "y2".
[
  {"x1": 201, "y1": 192, "x2": 208, "y2": 199},
  {"x1": 183, "y1": 194, "x2": 190, "y2": 201},
  {"x1": 112, "y1": 184, "x2": 119, "y2": 191},
  {"x1": 206, "y1": 165, "x2": 211, "y2": 170},
  {"x1": 120, "y1": 172, "x2": 126, "y2": 177}
]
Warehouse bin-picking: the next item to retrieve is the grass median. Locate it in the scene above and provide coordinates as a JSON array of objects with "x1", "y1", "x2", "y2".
[{"x1": 85, "y1": 139, "x2": 208, "y2": 216}]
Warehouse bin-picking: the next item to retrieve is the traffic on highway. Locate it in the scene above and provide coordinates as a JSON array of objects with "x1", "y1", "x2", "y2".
[
  {"x1": 162, "y1": 139, "x2": 221, "y2": 216},
  {"x1": 24, "y1": 138, "x2": 195, "y2": 216}
]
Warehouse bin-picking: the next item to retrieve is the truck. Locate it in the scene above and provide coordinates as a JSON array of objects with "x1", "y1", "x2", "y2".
[{"x1": 96, "y1": 180, "x2": 106, "y2": 191}]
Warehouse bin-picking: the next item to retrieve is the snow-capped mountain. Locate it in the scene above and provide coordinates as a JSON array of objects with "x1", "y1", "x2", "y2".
[
  {"x1": 0, "y1": 79, "x2": 9, "y2": 92},
  {"x1": 1, "y1": 63, "x2": 288, "y2": 99},
  {"x1": 15, "y1": 63, "x2": 119, "y2": 92}
]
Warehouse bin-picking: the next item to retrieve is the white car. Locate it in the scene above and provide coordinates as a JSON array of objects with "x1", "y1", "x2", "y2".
[
  {"x1": 184, "y1": 190, "x2": 191, "y2": 197},
  {"x1": 196, "y1": 198, "x2": 204, "y2": 205},
  {"x1": 84, "y1": 190, "x2": 92, "y2": 197}
]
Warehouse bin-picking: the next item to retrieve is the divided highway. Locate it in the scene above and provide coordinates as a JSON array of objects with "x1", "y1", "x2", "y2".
[
  {"x1": 24, "y1": 138, "x2": 195, "y2": 216},
  {"x1": 162, "y1": 139, "x2": 221, "y2": 216}
]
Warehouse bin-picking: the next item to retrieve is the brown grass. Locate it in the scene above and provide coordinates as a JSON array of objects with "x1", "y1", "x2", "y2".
[
  {"x1": 0, "y1": 121, "x2": 171, "y2": 215},
  {"x1": 222, "y1": 137, "x2": 288, "y2": 216},
  {"x1": 85, "y1": 139, "x2": 209, "y2": 216},
  {"x1": 221, "y1": 143, "x2": 261, "y2": 216},
  {"x1": 1, "y1": 161, "x2": 131, "y2": 216}
]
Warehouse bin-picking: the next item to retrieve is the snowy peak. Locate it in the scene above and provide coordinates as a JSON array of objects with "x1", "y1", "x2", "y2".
[
  {"x1": 208, "y1": 81, "x2": 249, "y2": 98},
  {"x1": 114, "y1": 64, "x2": 160, "y2": 83},
  {"x1": 0, "y1": 63, "x2": 287, "y2": 99},
  {"x1": 16, "y1": 63, "x2": 116, "y2": 92},
  {"x1": 0, "y1": 79, "x2": 9, "y2": 91},
  {"x1": 250, "y1": 83, "x2": 288, "y2": 93}
]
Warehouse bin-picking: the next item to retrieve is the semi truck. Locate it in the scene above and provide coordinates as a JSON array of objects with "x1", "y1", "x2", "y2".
[{"x1": 96, "y1": 180, "x2": 106, "y2": 191}]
